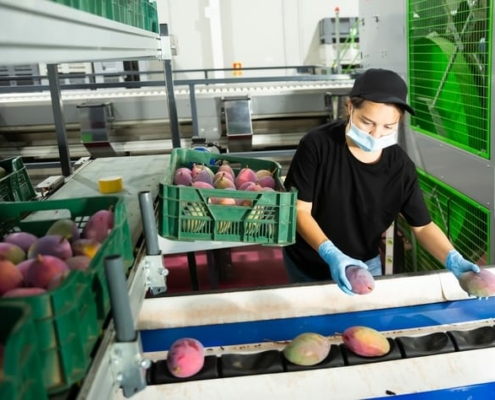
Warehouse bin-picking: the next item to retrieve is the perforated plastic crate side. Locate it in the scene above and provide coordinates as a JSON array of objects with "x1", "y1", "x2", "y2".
[
  {"x1": 0, "y1": 157, "x2": 36, "y2": 202},
  {"x1": 0, "y1": 302, "x2": 48, "y2": 400}
]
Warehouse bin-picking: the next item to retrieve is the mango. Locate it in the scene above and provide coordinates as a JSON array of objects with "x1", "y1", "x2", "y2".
[
  {"x1": 218, "y1": 163, "x2": 235, "y2": 178},
  {"x1": 343, "y1": 326, "x2": 390, "y2": 357},
  {"x1": 213, "y1": 176, "x2": 236, "y2": 190},
  {"x1": 283, "y1": 332, "x2": 330, "y2": 366},
  {"x1": 213, "y1": 171, "x2": 234, "y2": 184},
  {"x1": 66, "y1": 255, "x2": 92, "y2": 271},
  {"x1": 72, "y1": 239, "x2": 101, "y2": 259},
  {"x1": 192, "y1": 170, "x2": 213, "y2": 186},
  {"x1": 0, "y1": 242, "x2": 26, "y2": 264},
  {"x1": 48, "y1": 270, "x2": 70, "y2": 290},
  {"x1": 255, "y1": 169, "x2": 273, "y2": 180},
  {"x1": 191, "y1": 181, "x2": 214, "y2": 189},
  {"x1": 346, "y1": 266, "x2": 375, "y2": 295},
  {"x1": 0, "y1": 259, "x2": 24, "y2": 295},
  {"x1": 235, "y1": 167, "x2": 257, "y2": 189},
  {"x1": 173, "y1": 168, "x2": 193, "y2": 186},
  {"x1": 82, "y1": 209, "x2": 114, "y2": 243},
  {"x1": 459, "y1": 269, "x2": 495, "y2": 297},
  {"x1": 28, "y1": 235, "x2": 72, "y2": 260},
  {"x1": 191, "y1": 164, "x2": 214, "y2": 181},
  {"x1": 167, "y1": 338, "x2": 205, "y2": 378},
  {"x1": 257, "y1": 175, "x2": 275, "y2": 189},
  {"x1": 25, "y1": 255, "x2": 69, "y2": 289},
  {"x1": 0, "y1": 166, "x2": 6, "y2": 179},
  {"x1": 3, "y1": 232, "x2": 38, "y2": 253},
  {"x1": 46, "y1": 219, "x2": 80, "y2": 243},
  {"x1": 3, "y1": 287, "x2": 46, "y2": 298}
]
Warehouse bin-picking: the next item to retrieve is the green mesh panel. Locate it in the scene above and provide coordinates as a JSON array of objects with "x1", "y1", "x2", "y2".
[
  {"x1": 397, "y1": 169, "x2": 490, "y2": 272},
  {"x1": 407, "y1": 0, "x2": 491, "y2": 158}
]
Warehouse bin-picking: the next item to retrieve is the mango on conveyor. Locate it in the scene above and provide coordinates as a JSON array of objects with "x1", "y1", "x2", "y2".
[
  {"x1": 283, "y1": 332, "x2": 331, "y2": 366},
  {"x1": 342, "y1": 326, "x2": 390, "y2": 357},
  {"x1": 167, "y1": 338, "x2": 205, "y2": 378}
]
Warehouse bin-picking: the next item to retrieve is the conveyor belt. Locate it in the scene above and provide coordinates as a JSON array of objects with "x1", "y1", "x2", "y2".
[
  {"x1": 0, "y1": 81, "x2": 353, "y2": 104},
  {"x1": 140, "y1": 297, "x2": 495, "y2": 352},
  {"x1": 127, "y1": 270, "x2": 495, "y2": 400}
]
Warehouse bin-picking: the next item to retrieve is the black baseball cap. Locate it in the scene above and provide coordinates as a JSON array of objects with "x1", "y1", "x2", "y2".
[{"x1": 349, "y1": 68, "x2": 415, "y2": 115}]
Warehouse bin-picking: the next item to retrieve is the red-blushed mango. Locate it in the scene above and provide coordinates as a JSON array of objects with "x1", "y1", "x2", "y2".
[
  {"x1": 235, "y1": 167, "x2": 257, "y2": 189},
  {"x1": 3, "y1": 232, "x2": 38, "y2": 253},
  {"x1": 283, "y1": 332, "x2": 330, "y2": 366},
  {"x1": 82, "y1": 209, "x2": 114, "y2": 243},
  {"x1": 0, "y1": 259, "x2": 24, "y2": 295},
  {"x1": 346, "y1": 266, "x2": 375, "y2": 295},
  {"x1": 213, "y1": 175, "x2": 236, "y2": 190},
  {"x1": 0, "y1": 242, "x2": 26, "y2": 264},
  {"x1": 257, "y1": 175, "x2": 275, "y2": 189},
  {"x1": 459, "y1": 269, "x2": 495, "y2": 297},
  {"x1": 173, "y1": 167, "x2": 193, "y2": 186},
  {"x1": 25, "y1": 255, "x2": 69, "y2": 289},
  {"x1": 65, "y1": 255, "x2": 92, "y2": 271},
  {"x1": 28, "y1": 235, "x2": 72, "y2": 260},
  {"x1": 255, "y1": 169, "x2": 273, "y2": 180},
  {"x1": 191, "y1": 181, "x2": 214, "y2": 189},
  {"x1": 3, "y1": 287, "x2": 46, "y2": 298},
  {"x1": 218, "y1": 164, "x2": 235, "y2": 179},
  {"x1": 167, "y1": 338, "x2": 205, "y2": 378},
  {"x1": 192, "y1": 169, "x2": 213, "y2": 186},
  {"x1": 16, "y1": 259, "x2": 32, "y2": 280},
  {"x1": 191, "y1": 164, "x2": 214, "y2": 181},
  {"x1": 47, "y1": 270, "x2": 70, "y2": 290},
  {"x1": 213, "y1": 171, "x2": 234, "y2": 184},
  {"x1": 343, "y1": 326, "x2": 390, "y2": 357}
]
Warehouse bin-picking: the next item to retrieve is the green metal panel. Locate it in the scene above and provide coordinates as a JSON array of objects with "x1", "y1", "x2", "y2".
[
  {"x1": 407, "y1": 0, "x2": 491, "y2": 158},
  {"x1": 397, "y1": 169, "x2": 490, "y2": 272}
]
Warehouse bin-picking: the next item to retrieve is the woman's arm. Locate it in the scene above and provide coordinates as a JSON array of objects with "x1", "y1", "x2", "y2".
[
  {"x1": 295, "y1": 200, "x2": 329, "y2": 252},
  {"x1": 410, "y1": 221, "x2": 454, "y2": 264}
]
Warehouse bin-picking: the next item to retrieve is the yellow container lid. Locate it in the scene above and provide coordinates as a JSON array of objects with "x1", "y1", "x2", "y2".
[{"x1": 98, "y1": 176, "x2": 123, "y2": 194}]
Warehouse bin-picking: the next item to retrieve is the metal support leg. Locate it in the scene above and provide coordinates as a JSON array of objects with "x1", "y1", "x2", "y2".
[
  {"x1": 189, "y1": 83, "x2": 199, "y2": 138},
  {"x1": 47, "y1": 64, "x2": 72, "y2": 177},
  {"x1": 214, "y1": 248, "x2": 234, "y2": 280},
  {"x1": 160, "y1": 23, "x2": 181, "y2": 149},
  {"x1": 187, "y1": 252, "x2": 200, "y2": 291},
  {"x1": 138, "y1": 191, "x2": 167, "y2": 295},
  {"x1": 206, "y1": 250, "x2": 219, "y2": 290}
]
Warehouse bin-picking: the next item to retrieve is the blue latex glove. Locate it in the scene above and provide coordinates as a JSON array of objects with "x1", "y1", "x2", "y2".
[
  {"x1": 318, "y1": 240, "x2": 369, "y2": 295},
  {"x1": 445, "y1": 249, "x2": 480, "y2": 279}
]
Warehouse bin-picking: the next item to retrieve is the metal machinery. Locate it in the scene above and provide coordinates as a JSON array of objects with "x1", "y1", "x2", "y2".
[{"x1": 1, "y1": 0, "x2": 495, "y2": 399}]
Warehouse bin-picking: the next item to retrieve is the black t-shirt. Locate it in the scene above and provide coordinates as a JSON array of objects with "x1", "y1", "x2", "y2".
[{"x1": 284, "y1": 120, "x2": 432, "y2": 280}]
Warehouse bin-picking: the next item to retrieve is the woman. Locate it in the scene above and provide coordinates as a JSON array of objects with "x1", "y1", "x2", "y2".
[{"x1": 283, "y1": 68, "x2": 480, "y2": 295}]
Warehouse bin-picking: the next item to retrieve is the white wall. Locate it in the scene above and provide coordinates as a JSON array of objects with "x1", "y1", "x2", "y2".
[{"x1": 155, "y1": 0, "x2": 359, "y2": 78}]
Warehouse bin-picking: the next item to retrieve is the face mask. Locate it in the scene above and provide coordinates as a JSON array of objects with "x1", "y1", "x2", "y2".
[{"x1": 346, "y1": 112, "x2": 398, "y2": 152}]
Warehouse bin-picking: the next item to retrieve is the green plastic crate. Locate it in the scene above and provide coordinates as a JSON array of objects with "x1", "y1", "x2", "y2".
[
  {"x1": 0, "y1": 157, "x2": 36, "y2": 202},
  {"x1": 0, "y1": 272, "x2": 97, "y2": 395},
  {"x1": 159, "y1": 149, "x2": 297, "y2": 245},
  {"x1": 0, "y1": 196, "x2": 135, "y2": 326},
  {"x1": 0, "y1": 303, "x2": 47, "y2": 400},
  {"x1": 143, "y1": 0, "x2": 159, "y2": 33}
]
